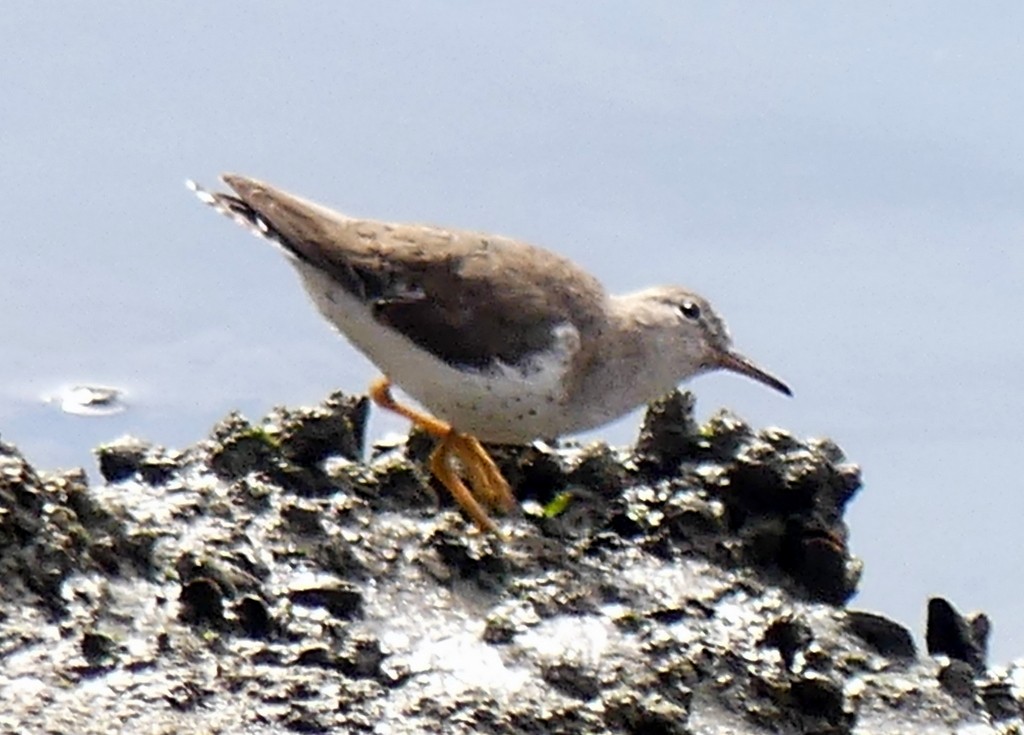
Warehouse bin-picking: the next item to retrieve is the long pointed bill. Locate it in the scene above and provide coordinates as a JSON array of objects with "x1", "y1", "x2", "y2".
[{"x1": 715, "y1": 350, "x2": 792, "y2": 396}]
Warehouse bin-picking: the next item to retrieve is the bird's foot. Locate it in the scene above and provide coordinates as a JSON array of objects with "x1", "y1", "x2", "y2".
[
  {"x1": 428, "y1": 436, "x2": 501, "y2": 534},
  {"x1": 369, "y1": 376, "x2": 516, "y2": 534},
  {"x1": 447, "y1": 432, "x2": 516, "y2": 514}
]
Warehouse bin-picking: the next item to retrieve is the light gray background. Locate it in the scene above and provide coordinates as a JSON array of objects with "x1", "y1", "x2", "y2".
[{"x1": 3, "y1": 4, "x2": 1021, "y2": 660}]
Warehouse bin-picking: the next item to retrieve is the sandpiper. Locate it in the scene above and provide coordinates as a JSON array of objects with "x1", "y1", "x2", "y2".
[{"x1": 189, "y1": 175, "x2": 791, "y2": 533}]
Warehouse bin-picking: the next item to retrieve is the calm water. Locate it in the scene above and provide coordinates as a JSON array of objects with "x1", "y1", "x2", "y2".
[{"x1": 3, "y1": 3, "x2": 1023, "y2": 661}]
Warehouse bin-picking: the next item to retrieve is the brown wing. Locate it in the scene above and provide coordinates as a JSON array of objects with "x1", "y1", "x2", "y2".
[{"x1": 216, "y1": 175, "x2": 607, "y2": 371}]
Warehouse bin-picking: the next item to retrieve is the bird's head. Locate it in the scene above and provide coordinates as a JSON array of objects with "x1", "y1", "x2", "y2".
[{"x1": 637, "y1": 286, "x2": 791, "y2": 396}]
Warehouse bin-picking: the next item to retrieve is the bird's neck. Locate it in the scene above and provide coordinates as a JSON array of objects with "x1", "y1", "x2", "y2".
[{"x1": 565, "y1": 293, "x2": 708, "y2": 431}]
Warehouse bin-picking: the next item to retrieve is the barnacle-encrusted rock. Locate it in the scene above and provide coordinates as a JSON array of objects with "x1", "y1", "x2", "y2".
[{"x1": 0, "y1": 390, "x2": 1018, "y2": 734}]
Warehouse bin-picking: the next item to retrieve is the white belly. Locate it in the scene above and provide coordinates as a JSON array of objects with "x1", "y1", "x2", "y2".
[{"x1": 295, "y1": 264, "x2": 578, "y2": 442}]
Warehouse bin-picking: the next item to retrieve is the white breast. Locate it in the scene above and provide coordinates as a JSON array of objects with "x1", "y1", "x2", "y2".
[{"x1": 293, "y1": 262, "x2": 580, "y2": 443}]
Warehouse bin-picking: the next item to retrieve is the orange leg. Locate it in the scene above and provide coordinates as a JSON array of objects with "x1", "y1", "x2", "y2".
[
  {"x1": 428, "y1": 439, "x2": 500, "y2": 534},
  {"x1": 369, "y1": 376, "x2": 515, "y2": 532},
  {"x1": 452, "y1": 433, "x2": 516, "y2": 513}
]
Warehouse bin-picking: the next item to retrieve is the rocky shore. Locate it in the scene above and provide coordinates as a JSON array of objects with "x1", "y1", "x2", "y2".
[{"x1": 0, "y1": 390, "x2": 1018, "y2": 733}]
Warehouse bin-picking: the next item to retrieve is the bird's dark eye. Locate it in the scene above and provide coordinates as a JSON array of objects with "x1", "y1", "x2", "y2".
[{"x1": 678, "y1": 301, "x2": 701, "y2": 320}]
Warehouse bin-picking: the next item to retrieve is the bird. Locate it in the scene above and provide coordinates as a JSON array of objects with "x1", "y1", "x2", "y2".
[{"x1": 188, "y1": 174, "x2": 791, "y2": 533}]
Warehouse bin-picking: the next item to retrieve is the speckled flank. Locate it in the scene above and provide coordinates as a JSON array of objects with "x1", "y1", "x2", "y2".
[{"x1": 294, "y1": 260, "x2": 579, "y2": 442}]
